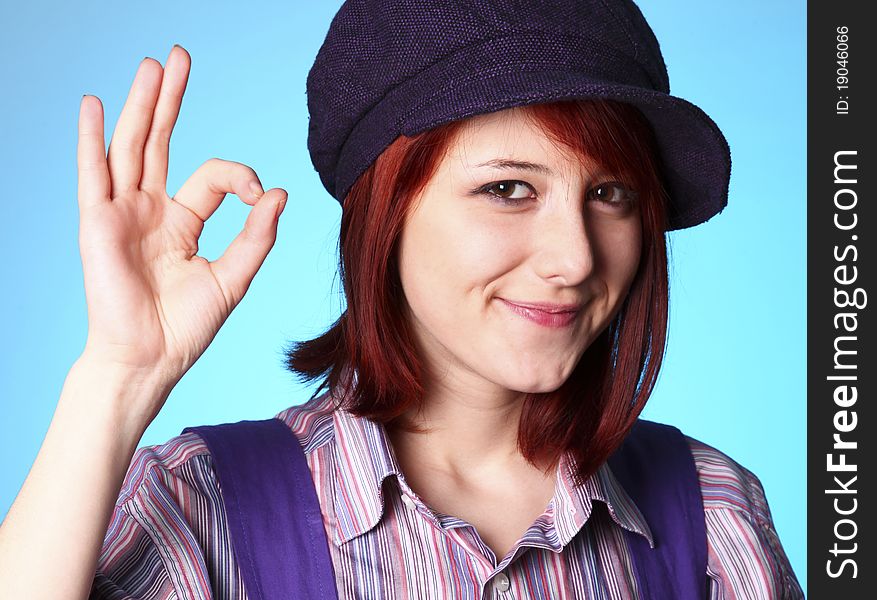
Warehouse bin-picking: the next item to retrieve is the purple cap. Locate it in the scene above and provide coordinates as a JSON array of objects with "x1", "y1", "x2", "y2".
[{"x1": 306, "y1": 0, "x2": 731, "y2": 230}]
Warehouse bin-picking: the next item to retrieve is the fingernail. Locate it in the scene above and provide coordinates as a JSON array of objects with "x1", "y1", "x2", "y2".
[
  {"x1": 275, "y1": 195, "x2": 288, "y2": 219},
  {"x1": 249, "y1": 180, "x2": 264, "y2": 199}
]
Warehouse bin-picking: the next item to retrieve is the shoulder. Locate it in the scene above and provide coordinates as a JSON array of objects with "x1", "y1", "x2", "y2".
[
  {"x1": 94, "y1": 394, "x2": 341, "y2": 598},
  {"x1": 622, "y1": 419, "x2": 770, "y2": 520},
  {"x1": 119, "y1": 390, "x2": 339, "y2": 505},
  {"x1": 95, "y1": 430, "x2": 217, "y2": 598},
  {"x1": 273, "y1": 390, "x2": 339, "y2": 454},
  {"x1": 681, "y1": 432, "x2": 804, "y2": 598},
  {"x1": 117, "y1": 429, "x2": 213, "y2": 506},
  {"x1": 682, "y1": 433, "x2": 770, "y2": 520}
]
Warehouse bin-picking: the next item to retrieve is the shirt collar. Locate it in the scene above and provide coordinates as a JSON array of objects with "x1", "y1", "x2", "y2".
[
  {"x1": 331, "y1": 405, "x2": 404, "y2": 546},
  {"x1": 552, "y1": 451, "x2": 655, "y2": 550},
  {"x1": 330, "y1": 407, "x2": 653, "y2": 549}
]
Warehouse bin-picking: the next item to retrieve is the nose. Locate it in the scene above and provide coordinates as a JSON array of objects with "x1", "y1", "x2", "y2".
[{"x1": 532, "y1": 200, "x2": 595, "y2": 286}]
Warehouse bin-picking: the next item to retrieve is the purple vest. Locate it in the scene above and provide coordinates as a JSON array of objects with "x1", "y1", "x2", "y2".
[{"x1": 184, "y1": 417, "x2": 707, "y2": 599}]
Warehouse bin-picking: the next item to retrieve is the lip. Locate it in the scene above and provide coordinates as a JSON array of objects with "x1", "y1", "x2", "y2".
[{"x1": 498, "y1": 298, "x2": 581, "y2": 328}]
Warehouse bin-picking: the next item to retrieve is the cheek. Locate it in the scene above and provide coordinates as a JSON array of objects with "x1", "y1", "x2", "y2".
[
  {"x1": 595, "y1": 218, "x2": 643, "y2": 297},
  {"x1": 398, "y1": 206, "x2": 518, "y2": 312}
]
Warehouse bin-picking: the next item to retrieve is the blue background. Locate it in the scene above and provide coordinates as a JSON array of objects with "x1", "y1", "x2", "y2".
[{"x1": 0, "y1": 0, "x2": 806, "y2": 592}]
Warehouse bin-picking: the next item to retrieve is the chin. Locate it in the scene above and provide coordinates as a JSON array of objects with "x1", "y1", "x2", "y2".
[
  {"x1": 494, "y1": 364, "x2": 572, "y2": 395},
  {"x1": 512, "y1": 382, "x2": 565, "y2": 395}
]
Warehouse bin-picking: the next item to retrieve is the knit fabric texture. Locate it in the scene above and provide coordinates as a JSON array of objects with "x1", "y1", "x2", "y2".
[{"x1": 306, "y1": 0, "x2": 731, "y2": 230}]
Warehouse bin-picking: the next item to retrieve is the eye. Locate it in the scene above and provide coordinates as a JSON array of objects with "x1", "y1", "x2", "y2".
[
  {"x1": 476, "y1": 180, "x2": 536, "y2": 205},
  {"x1": 586, "y1": 181, "x2": 638, "y2": 208}
]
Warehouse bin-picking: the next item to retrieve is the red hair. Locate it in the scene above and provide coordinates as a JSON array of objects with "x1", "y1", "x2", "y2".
[{"x1": 285, "y1": 99, "x2": 669, "y2": 485}]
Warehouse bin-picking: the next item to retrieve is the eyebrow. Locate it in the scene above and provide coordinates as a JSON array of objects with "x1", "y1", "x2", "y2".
[{"x1": 472, "y1": 158, "x2": 556, "y2": 177}]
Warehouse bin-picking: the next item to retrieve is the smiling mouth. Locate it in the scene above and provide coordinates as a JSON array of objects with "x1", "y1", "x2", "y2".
[{"x1": 498, "y1": 298, "x2": 580, "y2": 328}]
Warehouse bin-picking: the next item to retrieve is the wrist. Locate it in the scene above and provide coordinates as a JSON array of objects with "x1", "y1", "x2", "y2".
[{"x1": 61, "y1": 353, "x2": 176, "y2": 443}]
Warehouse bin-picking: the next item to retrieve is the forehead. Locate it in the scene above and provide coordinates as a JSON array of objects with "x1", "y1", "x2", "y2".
[{"x1": 442, "y1": 107, "x2": 604, "y2": 178}]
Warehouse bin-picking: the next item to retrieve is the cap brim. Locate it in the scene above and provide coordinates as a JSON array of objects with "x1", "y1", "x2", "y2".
[{"x1": 392, "y1": 69, "x2": 731, "y2": 231}]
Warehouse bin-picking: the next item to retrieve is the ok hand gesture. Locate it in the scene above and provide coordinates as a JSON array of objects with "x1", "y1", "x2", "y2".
[{"x1": 76, "y1": 45, "x2": 287, "y2": 413}]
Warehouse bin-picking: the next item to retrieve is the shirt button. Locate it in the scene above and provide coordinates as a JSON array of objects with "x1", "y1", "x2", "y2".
[
  {"x1": 401, "y1": 494, "x2": 417, "y2": 511},
  {"x1": 493, "y1": 571, "x2": 510, "y2": 592}
]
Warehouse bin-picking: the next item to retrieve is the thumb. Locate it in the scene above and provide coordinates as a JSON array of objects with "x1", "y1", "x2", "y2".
[{"x1": 210, "y1": 188, "x2": 288, "y2": 306}]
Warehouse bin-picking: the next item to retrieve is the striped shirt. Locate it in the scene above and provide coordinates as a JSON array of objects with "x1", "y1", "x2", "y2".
[{"x1": 90, "y1": 391, "x2": 803, "y2": 599}]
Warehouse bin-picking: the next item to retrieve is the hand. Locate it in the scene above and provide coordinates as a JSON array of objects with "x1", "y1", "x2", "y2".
[{"x1": 76, "y1": 45, "x2": 287, "y2": 403}]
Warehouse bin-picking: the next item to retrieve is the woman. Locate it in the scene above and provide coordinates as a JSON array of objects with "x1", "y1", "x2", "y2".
[{"x1": 0, "y1": 0, "x2": 803, "y2": 598}]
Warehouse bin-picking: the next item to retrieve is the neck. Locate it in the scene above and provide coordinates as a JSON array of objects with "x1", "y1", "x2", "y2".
[{"x1": 388, "y1": 366, "x2": 543, "y2": 480}]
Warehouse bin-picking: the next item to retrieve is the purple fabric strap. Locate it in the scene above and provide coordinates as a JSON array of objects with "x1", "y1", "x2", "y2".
[
  {"x1": 182, "y1": 419, "x2": 339, "y2": 600},
  {"x1": 184, "y1": 417, "x2": 704, "y2": 599},
  {"x1": 607, "y1": 419, "x2": 709, "y2": 599}
]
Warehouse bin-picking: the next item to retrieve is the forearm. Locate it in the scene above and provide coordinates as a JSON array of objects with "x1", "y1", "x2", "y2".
[{"x1": 0, "y1": 356, "x2": 171, "y2": 600}]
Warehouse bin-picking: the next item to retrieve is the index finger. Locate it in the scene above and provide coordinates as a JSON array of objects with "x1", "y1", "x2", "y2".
[{"x1": 77, "y1": 95, "x2": 111, "y2": 210}]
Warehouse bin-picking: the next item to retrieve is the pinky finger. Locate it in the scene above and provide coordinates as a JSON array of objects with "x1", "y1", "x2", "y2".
[{"x1": 77, "y1": 95, "x2": 111, "y2": 210}]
